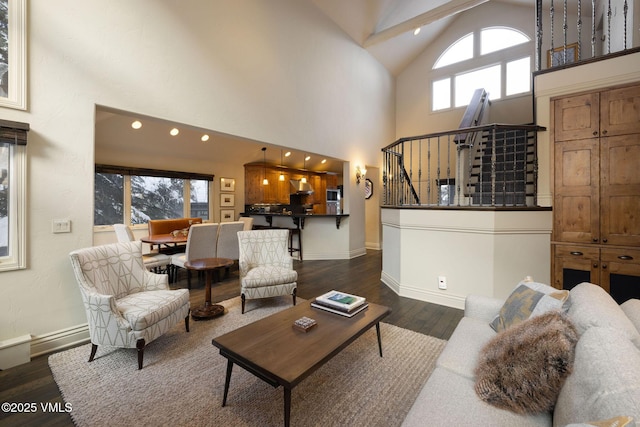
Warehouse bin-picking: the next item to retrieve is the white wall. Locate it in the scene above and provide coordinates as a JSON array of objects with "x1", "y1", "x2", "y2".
[
  {"x1": 396, "y1": 2, "x2": 536, "y2": 139},
  {"x1": 381, "y1": 208, "x2": 553, "y2": 309},
  {"x1": 0, "y1": 0, "x2": 395, "y2": 365}
]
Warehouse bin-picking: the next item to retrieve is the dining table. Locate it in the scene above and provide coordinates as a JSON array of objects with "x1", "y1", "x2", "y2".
[{"x1": 140, "y1": 233, "x2": 188, "y2": 254}]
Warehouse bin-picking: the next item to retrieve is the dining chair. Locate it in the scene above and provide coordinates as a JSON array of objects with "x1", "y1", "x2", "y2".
[
  {"x1": 113, "y1": 224, "x2": 171, "y2": 273},
  {"x1": 237, "y1": 229, "x2": 297, "y2": 313},
  {"x1": 216, "y1": 221, "x2": 245, "y2": 279},
  {"x1": 216, "y1": 221, "x2": 245, "y2": 260},
  {"x1": 170, "y1": 223, "x2": 219, "y2": 289},
  {"x1": 238, "y1": 216, "x2": 254, "y2": 231},
  {"x1": 69, "y1": 241, "x2": 190, "y2": 369}
]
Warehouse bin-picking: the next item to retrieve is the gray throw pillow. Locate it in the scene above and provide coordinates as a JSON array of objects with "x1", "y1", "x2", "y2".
[{"x1": 490, "y1": 280, "x2": 570, "y2": 332}]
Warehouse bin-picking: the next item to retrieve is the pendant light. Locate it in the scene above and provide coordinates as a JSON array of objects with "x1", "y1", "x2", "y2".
[
  {"x1": 301, "y1": 154, "x2": 307, "y2": 183},
  {"x1": 279, "y1": 149, "x2": 285, "y2": 181},
  {"x1": 262, "y1": 147, "x2": 269, "y2": 185}
]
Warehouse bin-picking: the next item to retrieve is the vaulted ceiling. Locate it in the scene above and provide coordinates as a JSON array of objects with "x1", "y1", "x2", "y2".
[
  {"x1": 96, "y1": 0, "x2": 539, "y2": 172},
  {"x1": 310, "y1": 0, "x2": 534, "y2": 76}
]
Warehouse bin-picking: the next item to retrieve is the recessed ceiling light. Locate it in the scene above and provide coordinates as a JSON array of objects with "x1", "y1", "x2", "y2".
[
  {"x1": 131, "y1": 120, "x2": 142, "y2": 130},
  {"x1": 305, "y1": 155, "x2": 311, "y2": 161},
  {"x1": 170, "y1": 128, "x2": 179, "y2": 136},
  {"x1": 201, "y1": 134, "x2": 210, "y2": 142},
  {"x1": 413, "y1": 27, "x2": 421, "y2": 36},
  {"x1": 285, "y1": 151, "x2": 291, "y2": 157},
  {"x1": 321, "y1": 159, "x2": 327, "y2": 164}
]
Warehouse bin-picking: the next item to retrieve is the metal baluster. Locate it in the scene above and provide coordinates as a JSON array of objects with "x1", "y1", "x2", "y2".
[
  {"x1": 427, "y1": 138, "x2": 431, "y2": 206},
  {"x1": 550, "y1": 0, "x2": 555, "y2": 53},
  {"x1": 623, "y1": 0, "x2": 628, "y2": 50},
  {"x1": 491, "y1": 127, "x2": 497, "y2": 206},
  {"x1": 418, "y1": 139, "x2": 422, "y2": 205},
  {"x1": 456, "y1": 142, "x2": 461, "y2": 206},
  {"x1": 446, "y1": 135, "x2": 451, "y2": 206},
  {"x1": 532, "y1": 130, "x2": 539, "y2": 207},
  {"x1": 591, "y1": 0, "x2": 596, "y2": 57},
  {"x1": 409, "y1": 140, "x2": 413, "y2": 205},
  {"x1": 607, "y1": 0, "x2": 611, "y2": 54},
  {"x1": 535, "y1": 0, "x2": 543, "y2": 71},
  {"x1": 577, "y1": 0, "x2": 582, "y2": 60},
  {"x1": 467, "y1": 135, "x2": 474, "y2": 206},
  {"x1": 436, "y1": 136, "x2": 441, "y2": 206},
  {"x1": 563, "y1": 0, "x2": 568, "y2": 64}
]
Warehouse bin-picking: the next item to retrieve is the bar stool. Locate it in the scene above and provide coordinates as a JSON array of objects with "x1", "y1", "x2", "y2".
[{"x1": 288, "y1": 228, "x2": 302, "y2": 261}]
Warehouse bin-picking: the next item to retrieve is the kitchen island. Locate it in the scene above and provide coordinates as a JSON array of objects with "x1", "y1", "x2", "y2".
[
  {"x1": 240, "y1": 212, "x2": 354, "y2": 261},
  {"x1": 240, "y1": 212, "x2": 349, "y2": 229}
]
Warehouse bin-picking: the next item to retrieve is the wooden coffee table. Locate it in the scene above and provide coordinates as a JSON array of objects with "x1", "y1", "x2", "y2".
[
  {"x1": 211, "y1": 300, "x2": 391, "y2": 427},
  {"x1": 185, "y1": 258, "x2": 234, "y2": 320}
]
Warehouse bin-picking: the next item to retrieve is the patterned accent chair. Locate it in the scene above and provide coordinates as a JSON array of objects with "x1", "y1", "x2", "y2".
[
  {"x1": 237, "y1": 229, "x2": 297, "y2": 313},
  {"x1": 69, "y1": 241, "x2": 190, "y2": 369}
]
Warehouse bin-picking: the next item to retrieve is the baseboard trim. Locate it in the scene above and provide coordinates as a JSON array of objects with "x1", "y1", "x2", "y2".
[
  {"x1": 0, "y1": 334, "x2": 31, "y2": 370},
  {"x1": 30, "y1": 324, "x2": 90, "y2": 359},
  {"x1": 381, "y1": 271, "x2": 465, "y2": 310}
]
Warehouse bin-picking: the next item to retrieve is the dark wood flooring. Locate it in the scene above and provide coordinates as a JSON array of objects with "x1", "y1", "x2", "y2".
[{"x1": 0, "y1": 250, "x2": 463, "y2": 427}]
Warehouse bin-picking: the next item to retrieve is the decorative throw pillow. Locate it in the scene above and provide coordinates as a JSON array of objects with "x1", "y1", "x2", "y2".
[
  {"x1": 490, "y1": 280, "x2": 570, "y2": 332},
  {"x1": 475, "y1": 311, "x2": 579, "y2": 415}
]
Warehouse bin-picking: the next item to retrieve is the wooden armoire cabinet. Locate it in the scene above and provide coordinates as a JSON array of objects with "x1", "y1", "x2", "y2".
[{"x1": 551, "y1": 83, "x2": 640, "y2": 303}]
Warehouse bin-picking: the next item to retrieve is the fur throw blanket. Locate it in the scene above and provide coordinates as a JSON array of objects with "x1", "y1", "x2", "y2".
[{"x1": 475, "y1": 311, "x2": 579, "y2": 414}]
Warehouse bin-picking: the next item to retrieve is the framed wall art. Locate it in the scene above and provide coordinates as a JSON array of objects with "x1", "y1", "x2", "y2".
[
  {"x1": 220, "y1": 177, "x2": 235, "y2": 192},
  {"x1": 220, "y1": 193, "x2": 235, "y2": 207},
  {"x1": 220, "y1": 209, "x2": 235, "y2": 222},
  {"x1": 547, "y1": 43, "x2": 578, "y2": 67}
]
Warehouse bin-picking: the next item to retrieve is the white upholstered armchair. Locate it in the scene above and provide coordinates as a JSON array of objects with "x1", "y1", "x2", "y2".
[
  {"x1": 237, "y1": 229, "x2": 297, "y2": 313},
  {"x1": 69, "y1": 241, "x2": 190, "y2": 369}
]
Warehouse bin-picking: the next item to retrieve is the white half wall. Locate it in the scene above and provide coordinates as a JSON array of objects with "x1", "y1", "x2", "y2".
[{"x1": 381, "y1": 208, "x2": 552, "y2": 309}]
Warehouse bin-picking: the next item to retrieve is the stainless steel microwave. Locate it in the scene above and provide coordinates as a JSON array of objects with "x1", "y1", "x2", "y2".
[{"x1": 326, "y1": 189, "x2": 340, "y2": 201}]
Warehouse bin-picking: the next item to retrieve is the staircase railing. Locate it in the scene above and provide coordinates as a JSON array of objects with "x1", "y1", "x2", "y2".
[{"x1": 382, "y1": 124, "x2": 545, "y2": 208}]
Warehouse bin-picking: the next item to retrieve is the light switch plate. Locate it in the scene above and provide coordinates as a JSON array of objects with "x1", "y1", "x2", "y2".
[{"x1": 52, "y1": 219, "x2": 71, "y2": 233}]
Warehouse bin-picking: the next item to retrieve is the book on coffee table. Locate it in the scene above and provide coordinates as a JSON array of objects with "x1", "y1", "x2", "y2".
[
  {"x1": 311, "y1": 300, "x2": 369, "y2": 318},
  {"x1": 314, "y1": 290, "x2": 366, "y2": 312}
]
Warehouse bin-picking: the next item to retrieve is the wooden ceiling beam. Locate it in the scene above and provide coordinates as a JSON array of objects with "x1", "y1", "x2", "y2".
[{"x1": 363, "y1": 0, "x2": 489, "y2": 48}]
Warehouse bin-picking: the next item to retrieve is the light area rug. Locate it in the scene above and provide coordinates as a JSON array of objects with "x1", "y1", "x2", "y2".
[{"x1": 49, "y1": 296, "x2": 446, "y2": 427}]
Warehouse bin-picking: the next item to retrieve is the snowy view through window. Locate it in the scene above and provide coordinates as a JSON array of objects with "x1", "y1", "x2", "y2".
[{"x1": 94, "y1": 173, "x2": 209, "y2": 225}]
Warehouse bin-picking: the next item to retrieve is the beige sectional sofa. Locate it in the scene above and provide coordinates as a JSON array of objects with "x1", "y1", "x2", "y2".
[{"x1": 403, "y1": 282, "x2": 640, "y2": 427}]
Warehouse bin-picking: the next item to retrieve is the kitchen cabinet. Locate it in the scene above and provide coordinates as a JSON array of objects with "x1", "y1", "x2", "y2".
[
  {"x1": 245, "y1": 164, "x2": 340, "y2": 209},
  {"x1": 551, "y1": 83, "x2": 640, "y2": 302}
]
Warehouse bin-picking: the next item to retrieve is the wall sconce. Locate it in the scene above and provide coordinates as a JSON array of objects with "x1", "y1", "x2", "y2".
[{"x1": 355, "y1": 165, "x2": 366, "y2": 184}]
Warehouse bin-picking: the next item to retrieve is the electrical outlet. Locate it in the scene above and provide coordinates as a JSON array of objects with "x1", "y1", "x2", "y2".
[
  {"x1": 52, "y1": 219, "x2": 71, "y2": 233},
  {"x1": 438, "y1": 275, "x2": 447, "y2": 290}
]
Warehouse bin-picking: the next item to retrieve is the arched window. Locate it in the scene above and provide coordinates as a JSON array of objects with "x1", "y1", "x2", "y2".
[{"x1": 432, "y1": 27, "x2": 531, "y2": 111}]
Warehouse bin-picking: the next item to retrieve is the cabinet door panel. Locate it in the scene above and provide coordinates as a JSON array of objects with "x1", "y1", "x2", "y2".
[
  {"x1": 600, "y1": 248, "x2": 640, "y2": 303},
  {"x1": 600, "y1": 84, "x2": 640, "y2": 136},
  {"x1": 600, "y1": 135, "x2": 640, "y2": 246},
  {"x1": 553, "y1": 139, "x2": 600, "y2": 243},
  {"x1": 553, "y1": 93, "x2": 599, "y2": 141},
  {"x1": 552, "y1": 244, "x2": 600, "y2": 290}
]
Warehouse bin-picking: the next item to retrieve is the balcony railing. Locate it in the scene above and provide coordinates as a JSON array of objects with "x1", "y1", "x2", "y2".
[
  {"x1": 381, "y1": 124, "x2": 545, "y2": 208},
  {"x1": 535, "y1": 0, "x2": 637, "y2": 71}
]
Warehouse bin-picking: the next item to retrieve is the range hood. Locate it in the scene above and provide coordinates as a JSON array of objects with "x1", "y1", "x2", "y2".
[{"x1": 290, "y1": 179, "x2": 314, "y2": 194}]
